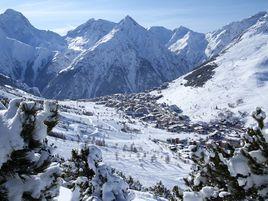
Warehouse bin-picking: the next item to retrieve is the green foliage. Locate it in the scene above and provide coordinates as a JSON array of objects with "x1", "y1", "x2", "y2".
[
  {"x1": 184, "y1": 107, "x2": 268, "y2": 201},
  {"x1": 62, "y1": 146, "x2": 95, "y2": 199},
  {"x1": 0, "y1": 185, "x2": 8, "y2": 201},
  {"x1": 0, "y1": 100, "x2": 61, "y2": 201},
  {"x1": 149, "y1": 181, "x2": 176, "y2": 200},
  {"x1": 172, "y1": 185, "x2": 183, "y2": 200},
  {"x1": 20, "y1": 102, "x2": 42, "y2": 149},
  {"x1": 44, "y1": 103, "x2": 59, "y2": 133},
  {"x1": 116, "y1": 171, "x2": 143, "y2": 191},
  {"x1": 0, "y1": 98, "x2": 9, "y2": 107},
  {"x1": 63, "y1": 147, "x2": 95, "y2": 183}
]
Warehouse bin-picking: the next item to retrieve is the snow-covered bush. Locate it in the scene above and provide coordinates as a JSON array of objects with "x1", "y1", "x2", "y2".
[
  {"x1": 63, "y1": 145, "x2": 131, "y2": 201},
  {"x1": 183, "y1": 107, "x2": 268, "y2": 201},
  {"x1": 0, "y1": 97, "x2": 9, "y2": 108},
  {"x1": 149, "y1": 181, "x2": 173, "y2": 199},
  {"x1": 0, "y1": 98, "x2": 61, "y2": 201},
  {"x1": 148, "y1": 181, "x2": 182, "y2": 200},
  {"x1": 215, "y1": 108, "x2": 244, "y2": 126},
  {"x1": 116, "y1": 172, "x2": 143, "y2": 191}
]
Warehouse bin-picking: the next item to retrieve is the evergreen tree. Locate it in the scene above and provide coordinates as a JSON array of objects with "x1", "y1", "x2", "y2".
[
  {"x1": 183, "y1": 107, "x2": 268, "y2": 201},
  {"x1": 62, "y1": 146, "x2": 95, "y2": 200},
  {"x1": 63, "y1": 145, "x2": 130, "y2": 201},
  {"x1": 0, "y1": 99, "x2": 61, "y2": 201},
  {"x1": 149, "y1": 181, "x2": 173, "y2": 200}
]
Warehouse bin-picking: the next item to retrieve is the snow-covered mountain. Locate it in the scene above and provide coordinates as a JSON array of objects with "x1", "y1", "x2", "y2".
[
  {"x1": 0, "y1": 8, "x2": 267, "y2": 101},
  {"x1": 167, "y1": 26, "x2": 192, "y2": 47},
  {"x1": 148, "y1": 26, "x2": 173, "y2": 45},
  {"x1": 0, "y1": 29, "x2": 54, "y2": 86},
  {"x1": 148, "y1": 25, "x2": 207, "y2": 68},
  {"x1": 167, "y1": 26, "x2": 208, "y2": 68},
  {"x1": 0, "y1": 9, "x2": 68, "y2": 90},
  {"x1": 0, "y1": 9, "x2": 66, "y2": 50},
  {"x1": 166, "y1": 12, "x2": 268, "y2": 68},
  {"x1": 43, "y1": 16, "x2": 188, "y2": 99},
  {"x1": 46, "y1": 18, "x2": 117, "y2": 81},
  {"x1": 205, "y1": 11, "x2": 267, "y2": 57},
  {"x1": 0, "y1": 73, "x2": 40, "y2": 96},
  {"x1": 66, "y1": 18, "x2": 116, "y2": 51},
  {"x1": 154, "y1": 11, "x2": 268, "y2": 123}
]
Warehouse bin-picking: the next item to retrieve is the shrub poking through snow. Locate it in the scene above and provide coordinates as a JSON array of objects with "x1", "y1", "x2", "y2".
[
  {"x1": 64, "y1": 145, "x2": 130, "y2": 201},
  {"x1": 116, "y1": 172, "x2": 143, "y2": 191},
  {"x1": 148, "y1": 181, "x2": 182, "y2": 200},
  {"x1": 149, "y1": 181, "x2": 172, "y2": 199},
  {"x1": 0, "y1": 98, "x2": 61, "y2": 201},
  {"x1": 183, "y1": 107, "x2": 268, "y2": 201}
]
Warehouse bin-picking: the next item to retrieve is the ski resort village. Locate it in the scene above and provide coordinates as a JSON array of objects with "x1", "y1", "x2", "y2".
[{"x1": 0, "y1": 1, "x2": 267, "y2": 200}]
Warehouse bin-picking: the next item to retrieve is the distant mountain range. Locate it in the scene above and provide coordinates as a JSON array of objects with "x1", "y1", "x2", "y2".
[{"x1": 0, "y1": 9, "x2": 267, "y2": 100}]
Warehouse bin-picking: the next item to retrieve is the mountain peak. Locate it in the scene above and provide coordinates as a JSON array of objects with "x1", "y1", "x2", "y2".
[
  {"x1": 85, "y1": 18, "x2": 95, "y2": 23},
  {"x1": 251, "y1": 11, "x2": 267, "y2": 19},
  {"x1": 4, "y1": 9, "x2": 22, "y2": 15},
  {"x1": 174, "y1": 26, "x2": 192, "y2": 34},
  {"x1": 66, "y1": 17, "x2": 116, "y2": 44},
  {"x1": 3, "y1": 9, "x2": 27, "y2": 19},
  {"x1": 1, "y1": 9, "x2": 31, "y2": 26},
  {"x1": 167, "y1": 26, "x2": 193, "y2": 47},
  {"x1": 119, "y1": 15, "x2": 139, "y2": 26}
]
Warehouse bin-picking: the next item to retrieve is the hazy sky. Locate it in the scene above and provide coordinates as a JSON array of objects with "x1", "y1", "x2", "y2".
[{"x1": 0, "y1": 0, "x2": 268, "y2": 35}]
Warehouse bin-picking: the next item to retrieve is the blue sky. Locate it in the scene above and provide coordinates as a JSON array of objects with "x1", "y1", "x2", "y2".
[{"x1": 0, "y1": 0, "x2": 268, "y2": 35}]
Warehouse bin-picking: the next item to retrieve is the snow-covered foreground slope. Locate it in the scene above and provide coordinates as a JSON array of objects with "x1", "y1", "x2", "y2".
[
  {"x1": 50, "y1": 100, "x2": 193, "y2": 188},
  {"x1": 58, "y1": 187, "x2": 168, "y2": 201},
  {"x1": 0, "y1": 86, "x2": 201, "y2": 200},
  {"x1": 155, "y1": 13, "x2": 268, "y2": 123}
]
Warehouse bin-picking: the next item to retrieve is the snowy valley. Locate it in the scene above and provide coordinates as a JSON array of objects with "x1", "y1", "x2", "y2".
[{"x1": 0, "y1": 7, "x2": 267, "y2": 201}]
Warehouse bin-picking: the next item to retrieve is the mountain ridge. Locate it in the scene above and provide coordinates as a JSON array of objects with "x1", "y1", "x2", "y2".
[
  {"x1": 0, "y1": 9, "x2": 267, "y2": 100},
  {"x1": 43, "y1": 15, "x2": 188, "y2": 99}
]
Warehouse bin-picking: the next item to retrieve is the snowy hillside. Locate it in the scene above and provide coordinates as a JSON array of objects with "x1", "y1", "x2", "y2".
[
  {"x1": 0, "y1": 73, "x2": 40, "y2": 96},
  {"x1": 43, "y1": 16, "x2": 188, "y2": 99},
  {"x1": 1, "y1": 69, "x2": 265, "y2": 200},
  {"x1": 155, "y1": 12, "x2": 268, "y2": 123},
  {"x1": 205, "y1": 11, "x2": 267, "y2": 57}
]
